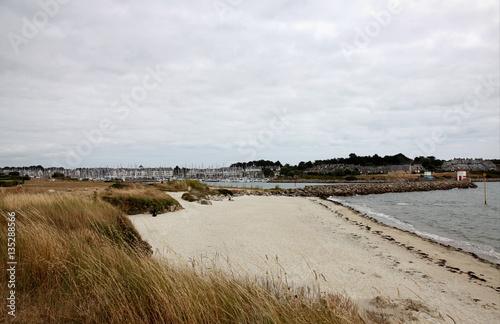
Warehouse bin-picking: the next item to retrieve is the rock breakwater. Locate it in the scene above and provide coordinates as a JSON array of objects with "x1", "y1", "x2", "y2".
[{"x1": 237, "y1": 181, "x2": 477, "y2": 199}]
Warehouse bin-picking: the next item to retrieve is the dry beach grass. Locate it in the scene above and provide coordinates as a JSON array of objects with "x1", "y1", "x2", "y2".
[{"x1": 0, "y1": 188, "x2": 369, "y2": 324}]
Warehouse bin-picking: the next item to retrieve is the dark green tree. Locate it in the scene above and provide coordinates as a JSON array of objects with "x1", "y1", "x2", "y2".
[
  {"x1": 262, "y1": 167, "x2": 274, "y2": 178},
  {"x1": 52, "y1": 172, "x2": 65, "y2": 178}
]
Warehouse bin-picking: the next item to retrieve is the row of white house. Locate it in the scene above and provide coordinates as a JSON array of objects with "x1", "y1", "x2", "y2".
[
  {"x1": 0, "y1": 166, "x2": 174, "y2": 180},
  {"x1": 1, "y1": 165, "x2": 279, "y2": 181}
]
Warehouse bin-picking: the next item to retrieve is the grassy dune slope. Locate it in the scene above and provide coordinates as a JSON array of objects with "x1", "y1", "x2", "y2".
[
  {"x1": 100, "y1": 187, "x2": 181, "y2": 215},
  {"x1": 0, "y1": 188, "x2": 368, "y2": 324}
]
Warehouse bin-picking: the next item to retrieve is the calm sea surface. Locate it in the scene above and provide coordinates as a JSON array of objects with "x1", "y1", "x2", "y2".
[{"x1": 329, "y1": 182, "x2": 500, "y2": 264}]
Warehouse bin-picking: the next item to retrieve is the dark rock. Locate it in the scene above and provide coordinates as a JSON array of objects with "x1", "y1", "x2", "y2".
[{"x1": 246, "y1": 180, "x2": 477, "y2": 199}]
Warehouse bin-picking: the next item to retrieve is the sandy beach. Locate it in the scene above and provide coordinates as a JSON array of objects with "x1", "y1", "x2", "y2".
[{"x1": 129, "y1": 192, "x2": 499, "y2": 323}]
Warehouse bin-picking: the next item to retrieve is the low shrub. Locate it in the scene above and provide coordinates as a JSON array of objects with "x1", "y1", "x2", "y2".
[
  {"x1": 100, "y1": 188, "x2": 180, "y2": 214},
  {"x1": 0, "y1": 180, "x2": 19, "y2": 187},
  {"x1": 217, "y1": 188, "x2": 234, "y2": 196},
  {"x1": 181, "y1": 192, "x2": 198, "y2": 202},
  {"x1": 0, "y1": 173, "x2": 31, "y2": 187}
]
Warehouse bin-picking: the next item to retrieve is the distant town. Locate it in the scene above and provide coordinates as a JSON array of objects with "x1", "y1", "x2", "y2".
[{"x1": 1, "y1": 155, "x2": 498, "y2": 181}]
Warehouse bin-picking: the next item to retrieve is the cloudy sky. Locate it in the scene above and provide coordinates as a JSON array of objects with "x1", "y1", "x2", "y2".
[{"x1": 1, "y1": 0, "x2": 498, "y2": 168}]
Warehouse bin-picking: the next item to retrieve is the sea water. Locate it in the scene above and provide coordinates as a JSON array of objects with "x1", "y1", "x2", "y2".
[{"x1": 329, "y1": 182, "x2": 500, "y2": 264}]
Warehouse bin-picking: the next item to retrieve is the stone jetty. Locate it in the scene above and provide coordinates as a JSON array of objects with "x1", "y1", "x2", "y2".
[{"x1": 237, "y1": 180, "x2": 478, "y2": 199}]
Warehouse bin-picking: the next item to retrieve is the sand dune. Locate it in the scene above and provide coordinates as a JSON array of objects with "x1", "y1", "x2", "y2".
[{"x1": 129, "y1": 193, "x2": 499, "y2": 323}]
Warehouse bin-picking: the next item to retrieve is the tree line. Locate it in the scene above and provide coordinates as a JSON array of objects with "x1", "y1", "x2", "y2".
[{"x1": 231, "y1": 154, "x2": 445, "y2": 178}]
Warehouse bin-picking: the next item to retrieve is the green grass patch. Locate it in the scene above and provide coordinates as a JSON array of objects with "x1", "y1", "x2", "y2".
[{"x1": 100, "y1": 188, "x2": 181, "y2": 215}]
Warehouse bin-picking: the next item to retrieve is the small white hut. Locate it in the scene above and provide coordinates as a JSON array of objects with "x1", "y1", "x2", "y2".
[{"x1": 457, "y1": 169, "x2": 467, "y2": 181}]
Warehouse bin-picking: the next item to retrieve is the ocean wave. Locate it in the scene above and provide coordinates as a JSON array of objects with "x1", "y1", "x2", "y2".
[
  {"x1": 414, "y1": 230, "x2": 454, "y2": 243},
  {"x1": 328, "y1": 197, "x2": 415, "y2": 231},
  {"x1": 416, "y1": 230, "x2": 500, "y2": 263}
]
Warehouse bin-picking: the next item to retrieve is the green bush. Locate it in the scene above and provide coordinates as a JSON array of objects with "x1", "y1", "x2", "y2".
[
  {"x1": 0, "y1": 173, "x2": 31, "y2": 186},
  {"x1": 0, "y1": 180, "x2": 19, "y2": 187},
  {"x1": 52, "y1": 172, "x2": 65, "y2": 178},
  {"x1": 181, "y1": 193, "x2": 198, "y2": 202},
  {"x1": 100, "y1": 189, "x2": 180, "y2": 215},
  {"x1": 217, "y1": 188, "x2": 234, "y2": 196},
  {"x1": 102, "y1": 196, "x2": 178, "y2": 214}
]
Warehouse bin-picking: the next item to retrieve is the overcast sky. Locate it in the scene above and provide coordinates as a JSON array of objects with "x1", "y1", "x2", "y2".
[{"x1": 1, "y1": 0, "x2": 499, "y2": 168}]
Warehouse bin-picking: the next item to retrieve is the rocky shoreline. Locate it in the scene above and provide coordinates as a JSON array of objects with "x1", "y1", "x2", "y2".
[
  {"x1": 236, "y1": 180, "x2": 478, "y2": 199},
  {"x1": 272, "y1": 178, "x2": 500, "y2": 183},
  {"x1": 272, "y1": 179, "x2": 394, "y2": 184}
]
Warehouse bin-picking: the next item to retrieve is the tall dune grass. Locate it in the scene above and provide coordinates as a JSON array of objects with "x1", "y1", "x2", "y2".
[{"x1": 0, "y1": 191, "x2": 368, "y2": 323}]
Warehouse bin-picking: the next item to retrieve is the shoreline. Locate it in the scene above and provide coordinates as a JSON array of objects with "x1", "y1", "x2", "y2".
[
  {"x1": 130, "y1": 192, "x2": 499, "y2": 323},
  {"x1": 327, "y1": 197, "x2": 500, "y2": 267}
]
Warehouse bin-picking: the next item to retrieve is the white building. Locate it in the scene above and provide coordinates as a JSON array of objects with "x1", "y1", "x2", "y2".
[{"x1": 457, "y1": 169, "x2": 467, "y2": 181}]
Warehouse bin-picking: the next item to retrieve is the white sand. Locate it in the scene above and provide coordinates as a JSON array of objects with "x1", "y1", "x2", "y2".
[{"x1": 129, "y1": 193, "x2": 499, "y2": 323}]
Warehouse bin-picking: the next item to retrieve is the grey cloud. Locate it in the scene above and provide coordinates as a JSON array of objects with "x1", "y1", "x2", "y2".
[{"x1": 0, "y1": 0, "x2": 498, "y2": 167}]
